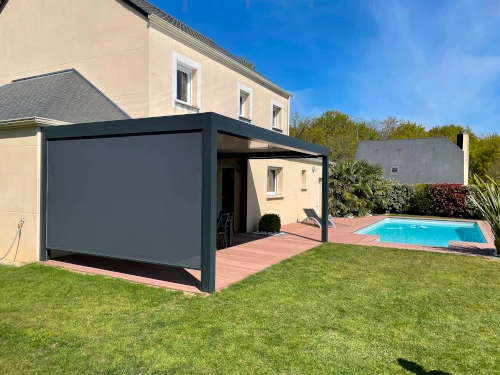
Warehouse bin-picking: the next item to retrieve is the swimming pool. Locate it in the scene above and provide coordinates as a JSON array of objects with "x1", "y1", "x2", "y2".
[{"x1": 355, "y1": 218, "x2": 487, "y2": 248}]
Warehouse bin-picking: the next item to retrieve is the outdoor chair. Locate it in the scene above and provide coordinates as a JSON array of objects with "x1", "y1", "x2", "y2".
[
  {"x1": 216, "y1": 213, "x2": 230, "y2": 249},
  {"x1": 302, "y1": 208, "x2": 336, "y2": 229},
  {"x1": 216, "y1": 213, "x2": 234, "y2": 249}
]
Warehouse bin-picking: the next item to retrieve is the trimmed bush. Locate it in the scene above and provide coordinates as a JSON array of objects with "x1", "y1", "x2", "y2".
[
  {"x1": 429, "y1": 184, "x2": 468, "y2": 217},
  {"x1": 378, "y1": 183, "x2": 415, "y2": 213},
  {"x1": 259, "y1": 214, "x2": 281, "y2": 233},
  {"x1": 408, "y1": 184, "x2": 434, "y2": 216}
]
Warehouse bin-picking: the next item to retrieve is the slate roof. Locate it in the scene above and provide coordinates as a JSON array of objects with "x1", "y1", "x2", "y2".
[
  {"x1": 354, "y1": 138, "x2": 466, "y2": 184},
  {"x1": 0, "y1": 70, "x2": 130, "y2": 123}
]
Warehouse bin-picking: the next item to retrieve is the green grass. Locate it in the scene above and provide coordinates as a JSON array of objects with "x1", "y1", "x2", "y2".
[{"x1": 0, "y1": 244, "x2": 499, "y2": 374}]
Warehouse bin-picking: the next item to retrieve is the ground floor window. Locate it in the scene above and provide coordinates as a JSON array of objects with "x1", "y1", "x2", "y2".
[
  {"x1": 267, "y1": 167, "x2": 280, "y2": 195},
  {"x1": 301, "y1": 169, "x2": 307, "y2": 190}
]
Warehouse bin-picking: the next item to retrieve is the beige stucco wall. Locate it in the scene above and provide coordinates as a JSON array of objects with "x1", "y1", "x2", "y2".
[
  {"x1": 247, "y1": 159, "x2": 324, "y2": 232},
  {"x1": 0, "y1": 0, "x2": 314, "y2": 265},
  {"x1": 0, "y1": 0, "x2": 150, "y2": 118},
  {"x1": 149, "y1": 24, "x2": 291, "y2": 134},
  {"x1": 0, "y1": 127, "x2": 40, "y2": 263}
]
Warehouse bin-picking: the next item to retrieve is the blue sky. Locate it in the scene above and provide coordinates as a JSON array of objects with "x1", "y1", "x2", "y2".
[{"x1": 151, "y1": 0, "x2": 500, "y2": 134}]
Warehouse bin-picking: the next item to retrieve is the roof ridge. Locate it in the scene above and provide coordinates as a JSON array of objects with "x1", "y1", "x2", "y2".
[{"x1": 359, "y1": 137, "x2": 450, "y2": 142}]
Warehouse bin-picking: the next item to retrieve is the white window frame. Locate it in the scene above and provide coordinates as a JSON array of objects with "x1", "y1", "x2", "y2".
[
  {"x1": 176, "y1": 64, "x2": 192, "y2": 105},
  {"x1": 237, "y1": 83, "x2": 253, "y2": 121},
  {"x1": 390, "y1": 166, "x2": 399, "y2": 174},
  {"x1": 172, "y1": 52, "x2": 202, "y2": 112},
  {"x1": 270, "y1": 99, "x2": 284, "y2": 132},
  {"x1": 267, "y1": 167, "x2": 279, "y2": 196}
]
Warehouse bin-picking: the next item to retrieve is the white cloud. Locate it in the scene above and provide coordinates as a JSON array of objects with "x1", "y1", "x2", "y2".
[{"x1": 354, "y1": 0, "x2": 500, "y2": 134}]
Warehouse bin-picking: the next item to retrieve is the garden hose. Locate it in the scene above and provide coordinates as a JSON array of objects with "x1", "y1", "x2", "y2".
[{"x1": 0, "y1": 219, "x2": 24, "y2": 262}]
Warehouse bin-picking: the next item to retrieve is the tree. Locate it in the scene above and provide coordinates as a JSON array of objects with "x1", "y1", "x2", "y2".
[
  {"x1": 388, "y1": 121, "x2": 428, "y2": 139},
  {"x1": 290, "y1": 111, "x2": 377, "y2": 163},
  {"x1": 328, "y1": 160, "x2": 389, "y2": 217},
  {"x1": 476, "y1": 133, "x2": 500, "y2": 178}
]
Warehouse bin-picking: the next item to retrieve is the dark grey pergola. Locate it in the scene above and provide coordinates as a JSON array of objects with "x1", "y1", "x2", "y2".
[{"x1": 40, "y1": 113, "x2": 329, "y2": 293}]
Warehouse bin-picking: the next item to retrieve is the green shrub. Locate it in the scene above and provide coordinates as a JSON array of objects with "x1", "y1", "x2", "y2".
[
  {"x1": 465, "y1": 188, "x2": 482, "y2": 219},
  {"x1": 378, "y1": 183, "x2": 415, "y2": 213},
  {"x1": 407, "y1": 184, "x2": 434, "y2": 216},
  {"x1": 259, "y1": 214, "x2": 281, "y2": 233}
]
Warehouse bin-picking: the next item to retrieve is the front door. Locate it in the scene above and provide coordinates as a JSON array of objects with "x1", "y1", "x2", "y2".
[{"x1": 221, "y1": 167, "x2": 235, "y2": 214}]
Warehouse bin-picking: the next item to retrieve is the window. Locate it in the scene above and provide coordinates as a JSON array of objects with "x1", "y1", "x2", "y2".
[
  {"x1": 272, "y1": 106, "x2": 281, "y2": 128},
  {"x1": 390, "y1": 166, "x2": 399, "y2": 174},
  {"x1": 267, "y1": 167, "x2": 279, "y2": 195},
  {"x1": 270, "y1": 99, "x2": 284, "y2": 132},
  {"x1": 240, "y1": 92, "x2": 248, "y2": 117},
  {"x1": 237, "y1": 83, "x2": 252, "y2": 122},
  {"x1": 172, "y1": 52, "x2": 202, "y2": 112},
  {"x1": 301, "y1": 170, "x2": 307, "y2": 190},
  {"x1": 176, "y1": 65, "x2": 191, "y2": 104}
]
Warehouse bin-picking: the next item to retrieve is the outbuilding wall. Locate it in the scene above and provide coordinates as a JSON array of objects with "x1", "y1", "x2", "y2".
[{"x1": 0, "y1": 127, "x2": 40, "y2": 263}]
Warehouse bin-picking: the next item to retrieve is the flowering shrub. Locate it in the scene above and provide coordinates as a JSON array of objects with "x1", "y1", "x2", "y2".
[{"x1": 429, "y1": 184, "x2": 468, "y2": 217}]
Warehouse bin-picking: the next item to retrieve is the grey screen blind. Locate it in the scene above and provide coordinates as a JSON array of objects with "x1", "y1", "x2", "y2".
[{"x1": 46, "y1": 132, "x2": 203, "y2": 269}]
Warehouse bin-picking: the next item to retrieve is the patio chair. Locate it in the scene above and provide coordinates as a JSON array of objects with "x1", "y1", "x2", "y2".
[
  {"x1": 216, "y1": 213, "x2": 230, "y2": 249},
  {"x1": 302, "y1": 208, "x2": 336, "y2": 229}
]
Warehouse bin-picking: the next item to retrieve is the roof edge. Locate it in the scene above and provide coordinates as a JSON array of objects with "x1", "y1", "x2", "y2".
[
  {"x1": 0, "y1": 117, "x2": 72, "y2": 130},
  {"x1": 149, "y1": 14, "x2": 292, "y2": 98}
]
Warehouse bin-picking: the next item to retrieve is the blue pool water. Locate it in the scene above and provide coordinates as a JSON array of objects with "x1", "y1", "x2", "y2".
[{"x1": 355, "y1": 218, "x2": 487, "y2": 248}]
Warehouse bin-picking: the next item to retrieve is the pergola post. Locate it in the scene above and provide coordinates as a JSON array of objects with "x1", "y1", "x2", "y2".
[
  {"x1": 201, "y1": 117, "x2": 217, "y2": 293},
  {"x1": 321, "y1": 154, "x2": 329, "y2": 243}
]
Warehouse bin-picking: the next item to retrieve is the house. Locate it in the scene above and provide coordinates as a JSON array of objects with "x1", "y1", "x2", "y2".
[
  {"x1": 0, "y1": 0, "x2": 329, "y2": 292},
  {"x1": 354, "y1": 134, "x2": 469, "y2": 185}
]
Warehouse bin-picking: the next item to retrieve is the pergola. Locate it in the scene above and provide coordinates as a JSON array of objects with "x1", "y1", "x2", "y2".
[{"x1": 40, "y1": 113, "x2": 329, "y2": 293}]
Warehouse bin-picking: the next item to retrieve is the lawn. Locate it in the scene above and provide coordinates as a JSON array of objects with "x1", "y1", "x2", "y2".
[{"x1": 0, "y1": 244, "x2": 499, "y2": 374}]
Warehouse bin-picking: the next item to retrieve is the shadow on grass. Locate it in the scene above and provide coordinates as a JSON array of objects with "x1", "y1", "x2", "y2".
[{"x1": 397, "y1": 359, "x2": 451, "y2": 375}]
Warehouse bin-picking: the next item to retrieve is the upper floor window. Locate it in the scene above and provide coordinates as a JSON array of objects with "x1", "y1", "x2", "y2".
[
  {"x1": 172, "y1": 52, "x2": 202, "y2": 112},
  {"x1": 390, "y1": 166, "x2": 399, "y2": 174},
  {"x1": 237, "y1": 83, "x2": 253, "y2": 123},
  {"x1": 240, "y1": 92, "x2": 248, "y2": 117},
  {"x1": 270, "y1": 99, "x2": 284, "y2": 132},
  {"x1": 177, "y1": 65, "x2": 192, "y2": 104}
]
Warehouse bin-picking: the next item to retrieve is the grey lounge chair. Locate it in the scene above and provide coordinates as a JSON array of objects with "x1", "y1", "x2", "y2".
[{"x1": 302, "y1": 208, "x2": 336, "y2": 229}]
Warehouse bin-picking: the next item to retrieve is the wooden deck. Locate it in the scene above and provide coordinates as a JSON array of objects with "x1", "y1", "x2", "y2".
[{"x1": 44, "y1": 216, "x2": 497, "y2": 294}]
